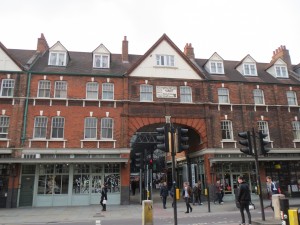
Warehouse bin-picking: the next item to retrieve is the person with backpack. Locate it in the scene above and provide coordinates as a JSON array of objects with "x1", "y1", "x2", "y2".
[
  {"x1": 266, "y1": 176, "x2": 280, "y2": 211},
  {"x1": 237, "y1": 176, "x2": 252, "y2": 225},
  {"x1": 182, "y1": 182, "x2": 193, "y2": 213}
]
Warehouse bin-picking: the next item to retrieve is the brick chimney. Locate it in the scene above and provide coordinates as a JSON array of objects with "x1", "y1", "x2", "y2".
[
  {"x1": 271, "y1": 45, "x2": 291, "y2": 68},
  {"x1": 122, "y1": 36, "x2": 129, "y2": 63},
  {"x1": 184, "y1": 43, "x2": 195, "y2": 59},
  {"x1": 37, "y1": 33, "x2": 49, "y2": 54}
]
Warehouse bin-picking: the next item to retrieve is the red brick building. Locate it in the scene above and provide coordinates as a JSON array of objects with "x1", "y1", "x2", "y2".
[{"x1": 0, "y1": 33, "x2": 300, "y2": 208}]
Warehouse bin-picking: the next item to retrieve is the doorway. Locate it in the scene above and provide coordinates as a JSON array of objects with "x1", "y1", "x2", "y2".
[{"x1": 19, "y1": 175, "x2": 34, "y2": 207}]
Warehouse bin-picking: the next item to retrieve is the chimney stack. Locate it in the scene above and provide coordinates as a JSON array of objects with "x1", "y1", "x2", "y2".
[
  {"x1": 184, "y1": 43, "x2": 195, "y2": 59},
  {"x1": 122, "y1": 36, "x2": 129, "y2": 63},
  {"x1": 37, "y1": 33, "x2": 49, "y2": 54},
  {"x1": 271, "y1": 45, "x2": 291, "y2": 68}
]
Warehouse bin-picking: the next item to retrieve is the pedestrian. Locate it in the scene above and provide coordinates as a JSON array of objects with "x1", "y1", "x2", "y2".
[
  {"x1": 160, "y1": 181, "x2": 169, "y2": 209},
  {"x1": 266, "y1": 176, "x2": 280, "y2": 211},
  {"x1": 182, "y1": 181, "x2": 193, "y2": 213},
  {"x1": 192, "y1": 184, "x2": 199, "y2": 205},
  {"x1": 131, "y1": 180, "x2": 136, "y2": 195},
  {"x1": 100, "y1": 183, "x2": 108, "y2": 211},
  {"x1": 214, "y1": 180, "x2": 224, "y2": 204},
  {"x1": 237, "y1": 176, "x2": 252, "y2": 225},
  {"x1": 170, "y1": 185, "x2": 175, "y2": 207},
  {"x1": 196, "y1": 180, "x2": 203, "y2": 205}
]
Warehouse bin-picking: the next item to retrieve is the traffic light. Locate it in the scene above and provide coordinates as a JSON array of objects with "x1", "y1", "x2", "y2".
[
  {"x1": 149, "y1": 159, "x2": 153, "y2": 169},
  {"x1": 177, "y1": 127, "x2": 189, "y2": 153},
  {"x1": 259, "y1": 130, "x2": 270, "y2": 156},
  {"x1": 238, "y1": 131, "x2": 253, "y2": 155},
  {"x1": 135, "y1": 152, "x2": 144, "y2": 170},
  {"x1": 156, "y1": 126, "x2": 169, "y2": 152}
]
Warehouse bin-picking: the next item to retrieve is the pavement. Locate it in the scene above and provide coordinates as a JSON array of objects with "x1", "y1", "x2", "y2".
[{"x1": 0, "y1": 190, "x2": 299, "y2": 225}]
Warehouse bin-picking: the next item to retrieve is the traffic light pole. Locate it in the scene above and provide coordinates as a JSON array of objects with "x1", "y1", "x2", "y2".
[
  {"x1": 251, "y1": 128, "x2": 265, "y2": 221},
  {"x1": 167, "y1": 123, "x2": 178, "y2": 225}
]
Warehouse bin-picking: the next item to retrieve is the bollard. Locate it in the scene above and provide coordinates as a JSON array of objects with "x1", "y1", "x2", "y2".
[
  {"x1": 272, "y1": 194, "x2": 285, "y2": 219},
  {"x1": 142, "y1": 200, "x2": 153, "y2": 225},
  {"x1": 280, "y1": 198, "x2": 289, "y2": 225},
  {"x1": 288, "y1": 208, "x2": 299, "y2": 225},
  {"x1": 176, "y1": 188, "x2": 180, "y2": 200}
]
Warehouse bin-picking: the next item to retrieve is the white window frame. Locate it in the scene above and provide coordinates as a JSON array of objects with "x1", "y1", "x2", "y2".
[
  {"x1": 218, "y1": 88, "x2": 230, "y2": 104},
  {"x1": 0, "y1": 79, "x2": 15, "y2": 97},
  {"x1": 0, "y1": 116, "x2": 9, "y2": 139},
  {"x1": 93, "y1": 54, "x2": 109, "y2": 68},
  {"x1": 286, "y1": 91, "x2": 298, "y2": 106},
  {"x1": 275, "y1": 66, "x2": 288, "y2": 78},
  {"x1": 102, "y1": 83, "x2": 114, "y2": 100},
  {"x1": 292, "y1": 121, "x2": 300, "y2": 140},
  {"x1": 54, "y1": 81, "x2": 67, "y2": 99},
  {"x1": 180, "y1": 86, "x2": 192, "y2": 103},
  {"x1": 51, "y1": 117, "x2": 65, "y2": 139},
  {"x1": 243, "y1": 63, "x2": 257, "y2": 76},
  {"x1": 156, "y1": 55, "x2": 175, "y2": 67},
  {"x1": 84, "y1": 117, "x2": 97, "y2": 139},
  {"x1": 101, "y1": 118, "x2": 113, "y2": 140},
  {"x1": 221, "y1": 120, "x2": 233, "y2": 140},
  {"x1": 38, "y1": 80, "x2": 51, "y2": 98},
  {"x1": 86, "y1": 82, "x2": 99, "y2": 100},
  {"x1": 210, "y1": 61, "x2": 224, "y2": 74},
  {"x1": 48, "y1": 52, "x2": 67, "y2": 66},
  {"x1": 140, "y1": 84, "x2": 153, "y2": 102},
  {"x1": 33, "y1": 116, "x2": 48, "y2": 139},
  {"x1": 257, "y1": 121, "x2": 270, "y2": 141},
  {"x1": 253, "y1": 89, "x2": 265, "y2": 105}
]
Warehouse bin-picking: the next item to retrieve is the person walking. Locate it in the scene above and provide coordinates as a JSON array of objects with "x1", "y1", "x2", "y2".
[
  {"x1": 100, "y1": 183, "x2": 108, "y2": 211},
  {"x1": 160, "y1": 181, "x2": 169, "y2": 209},
  {"x1": 182, "y1": 182, "x2": 193, "y2": 213},
  {"x1": 237, "y1": 176, "x2": 252, "y2": 225},
  {"x1": 214, "y1": 180, "x2": 223, "y2": 204},
  {"x1": 196, "y1": 180, "x2": 203, "y2": 205},
  {"x1": 170, "y1": 185, "x2": 175, "y2": 207},
  {"x1": 266, "y1": 176, "x2": 280, "y2": 211}
]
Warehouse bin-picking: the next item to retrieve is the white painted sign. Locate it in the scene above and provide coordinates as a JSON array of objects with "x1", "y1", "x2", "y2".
[{"x1": 156, "y1": 86, "x2": 177, "y2": 98}]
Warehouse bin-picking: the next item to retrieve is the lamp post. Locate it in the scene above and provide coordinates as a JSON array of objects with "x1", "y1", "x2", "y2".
[{"x1": 165, "y1": 116, "x2": 178, "y2": 225}]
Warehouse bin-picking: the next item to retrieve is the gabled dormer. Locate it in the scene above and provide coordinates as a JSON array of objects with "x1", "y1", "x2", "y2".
[
  {"x1": 266, "y1": 58, "x2": 289, "y2": 78},
  {"x1": 204, "y1": 52, "x2": 224, "y2": 74},
  {"x1": 236, "y1": 55, "x2": 257, "y2": 76},
  {"x1": 92, "y1": 44, "x2": 110, "y2": 69},
  {"x1": 0, "y1": 42, "x2": 23, "y2": 71},
  {"x1": 48, "y1": 41, "x2": 68, "y2": 67},
  {"x1": 128, "y1": 34, "x2": 205, "y2": 80}
]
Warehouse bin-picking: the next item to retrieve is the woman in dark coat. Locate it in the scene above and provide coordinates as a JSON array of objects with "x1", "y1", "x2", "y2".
[
  {"x1": 100, "y1": 183, "x2": 108, "y2": 211},
  {"x1": 160, "y1": 182, "x2": 169, "y2": 209}
]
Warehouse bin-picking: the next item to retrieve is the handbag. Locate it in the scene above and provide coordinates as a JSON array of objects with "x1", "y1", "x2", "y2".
[
  {"x1": 103, "y1": 199, "x2": 107, "y2": 204},
  {"x1": 249, "y1": 202, "x2": 255, "y2": 210}
]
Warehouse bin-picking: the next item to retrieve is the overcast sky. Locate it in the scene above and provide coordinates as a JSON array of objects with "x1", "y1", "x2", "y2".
[{"x1": 1, "y1": 0, "x2": 300, "y2": 64}]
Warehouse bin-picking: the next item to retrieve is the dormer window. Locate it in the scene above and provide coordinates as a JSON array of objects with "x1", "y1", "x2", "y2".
[
  {"x1": 210, "y1": 61, "x2": 224, "y2": 74},
  {"x1": 156, "y1": 55, "x2": 174, "y2": 67},
  {"x1": 93, "y1": 54, "x2": 109, "y2": 68},
  {"x1": 243, "y1": 63, "x2": 257, "y2": 76},
  {"x1": 49, "y1": 52, "x2": 66, "y2": 66},
  {"x1": 275, "y1": 66, "x2": 288, "y2": 78}
]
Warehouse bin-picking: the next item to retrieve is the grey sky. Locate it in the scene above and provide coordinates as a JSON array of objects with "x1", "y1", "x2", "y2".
[{"x1": 1, "y1": 0, "x2": 300, "y2": 64}]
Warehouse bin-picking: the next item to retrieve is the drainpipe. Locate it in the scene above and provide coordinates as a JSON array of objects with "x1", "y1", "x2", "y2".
[{"x1": 21, "y1": 72, "x2": 31, "y2": 146}]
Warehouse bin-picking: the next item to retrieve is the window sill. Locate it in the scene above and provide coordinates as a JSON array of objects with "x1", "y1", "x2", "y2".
[
  {"x1": 153, "y1": 66, "x2": 178, "y2": 69},
  {"x1": 220, "y1": 139, "x2": 237, "y2": 149},
  {"x1": 0, "y1": 139, "x2": 10, "y2": 148},
  {"x1": 80, "y1": 139, "x2": 116, "y2": 148},
  {"x1": 29, "y1": 139, "x2": 67, "y2": 148}
]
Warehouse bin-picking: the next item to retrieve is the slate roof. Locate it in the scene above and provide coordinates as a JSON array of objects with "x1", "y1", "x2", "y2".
[{"x1": 30, "y1": 50, "x2": 140, "y2": 76}]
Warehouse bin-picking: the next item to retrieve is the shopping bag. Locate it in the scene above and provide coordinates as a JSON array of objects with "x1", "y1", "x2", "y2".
[
  {"x1": 103, "y1": 199, "x2": 107, "y2": 204},
  {"x1": 249, "y1": 202, "x2": 255, "y2": 210}
]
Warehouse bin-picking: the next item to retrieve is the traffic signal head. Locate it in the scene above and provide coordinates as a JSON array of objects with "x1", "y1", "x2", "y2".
[
  {"x1": 177, "y1": 127, "x2": 189, "y2": 153},
  {"x1": 238, "y1": 131, "x2": 253, "y2": 155},
  {"x1": 156, "y1": 126, "x2": 169, "y2": 152},
  {"x1": 259, "y1": 131, "x2": 270, "y2": 156},
  {"x1": 135, "y1": 152, "x2": 144, "y2": 169}
]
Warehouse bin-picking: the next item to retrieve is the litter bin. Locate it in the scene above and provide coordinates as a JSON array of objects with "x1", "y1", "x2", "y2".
[{"x1": 280, "y1": 198, "x2": 289, "y2": 225}]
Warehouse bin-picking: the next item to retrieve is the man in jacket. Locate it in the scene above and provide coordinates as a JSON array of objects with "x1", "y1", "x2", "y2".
[
  {"x1": 182, "y1": 182, "x2": 193, "y2": 213},
  {"x1": 237, "y1": 176, "x2": 251, "y2": 225},
  {"x1": 100, "y1": 183, "x2": 108, "y2": 211},
  {"x1": 266, "y1": 176, "x2": 279, "y2": 211},
  {"x1": 160, "y1": 182, "x2": 169, "y2": 209}
]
